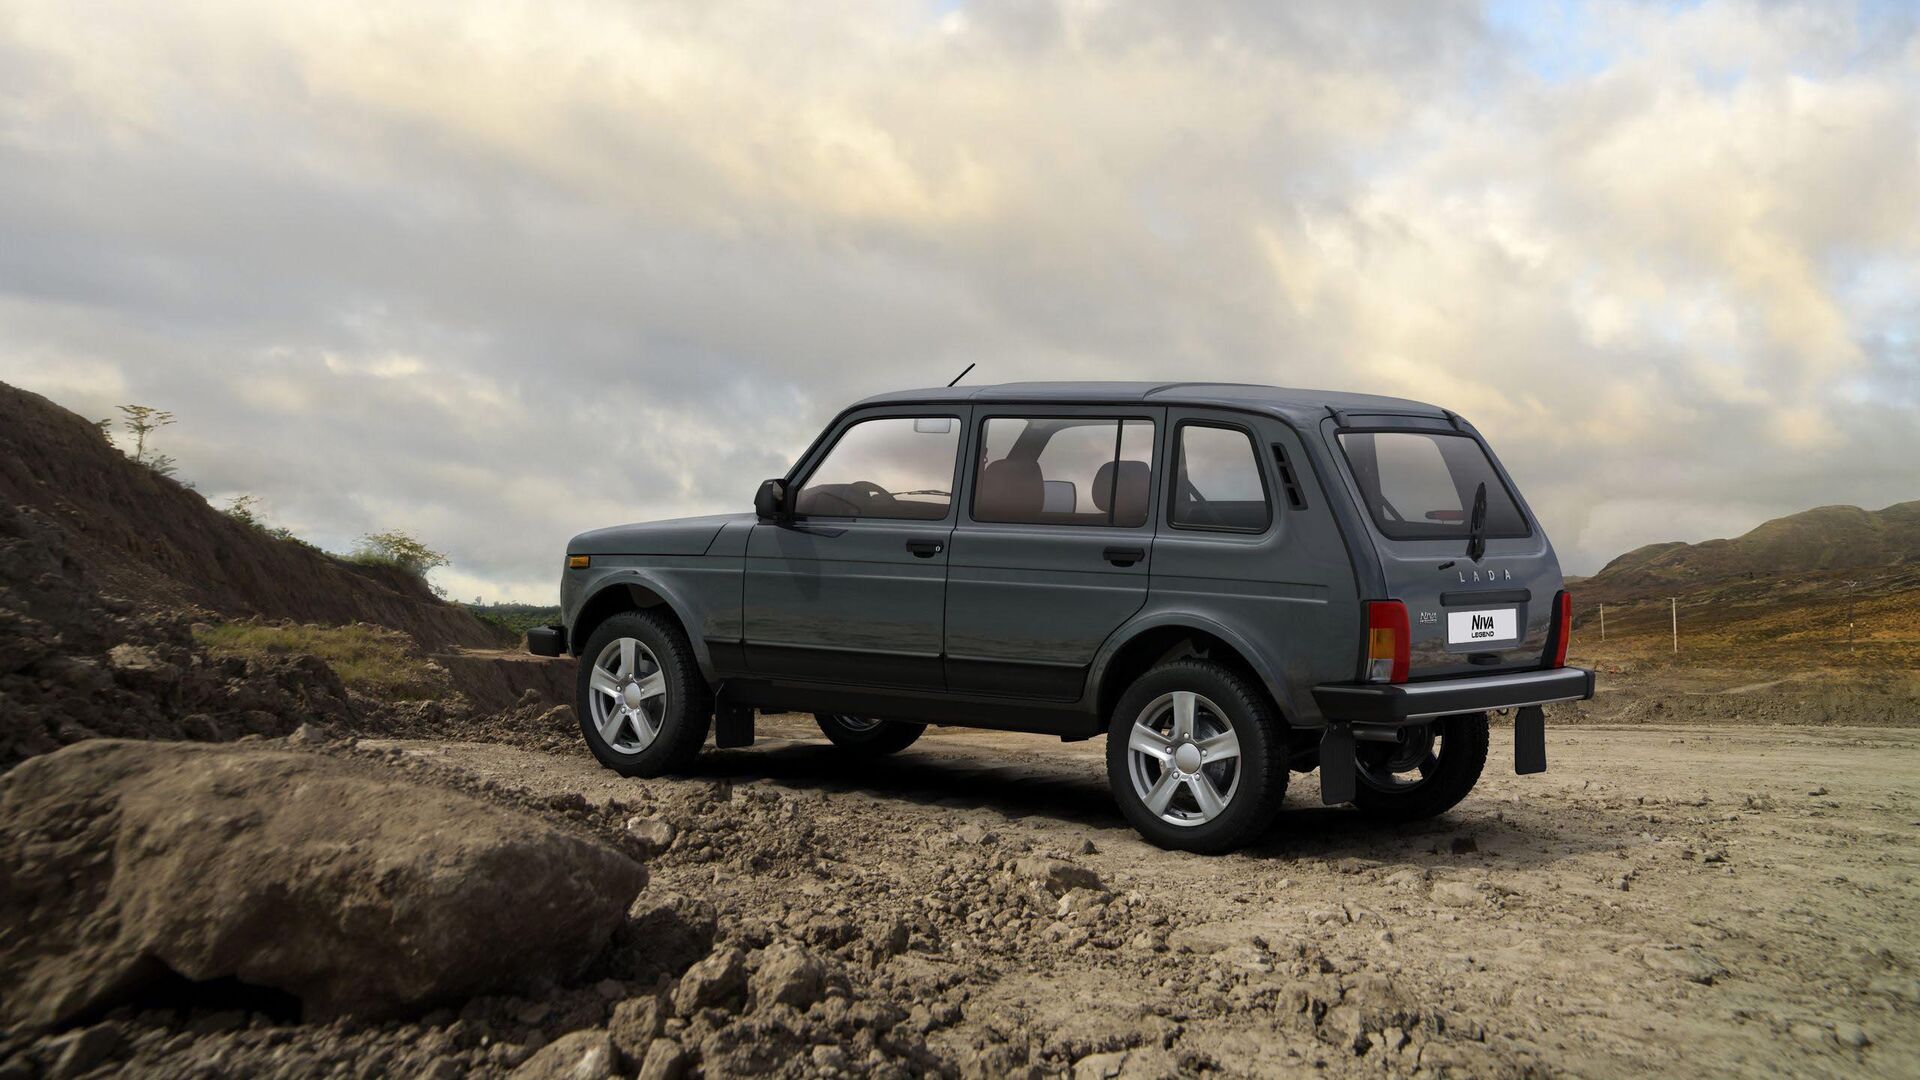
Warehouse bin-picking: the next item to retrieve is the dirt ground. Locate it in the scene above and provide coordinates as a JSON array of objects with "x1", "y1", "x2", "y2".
[{"x1": 359, "y1": 713, "x2": 1918, "y2": 1079}]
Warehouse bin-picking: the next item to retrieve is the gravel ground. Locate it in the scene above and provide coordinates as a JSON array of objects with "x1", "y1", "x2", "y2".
[
  {"x1": 8, "y1": 709, "x2": 1912, "y2": 1078},
  {"x1": 350, "y1": 714, "x2": 1920, "y2": 1079}
]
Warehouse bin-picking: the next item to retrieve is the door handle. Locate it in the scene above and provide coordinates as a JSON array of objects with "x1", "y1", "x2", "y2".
[
  {"x1": 1103, "y1": 546, "x2": 1145, "y2": 567},
  {"x1": 905, "y1": 538, "x2": 944, "y2": 558}
]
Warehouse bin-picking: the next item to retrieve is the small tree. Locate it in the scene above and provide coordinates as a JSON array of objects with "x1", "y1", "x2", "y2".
[
  {"x1": 117, "y1": 405, "x2": 178, "y2": 476},
  {"x1": 223, "y1": 494, "x2": 263, "y2": 528},
  {"x1": 350, "y1": 530, "x2": 449, "y2": 578}
]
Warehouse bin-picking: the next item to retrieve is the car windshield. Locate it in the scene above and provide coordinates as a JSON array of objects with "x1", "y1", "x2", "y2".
[{"x1": 1337, "y1": 430, "x2": 1529, "y2": 541}]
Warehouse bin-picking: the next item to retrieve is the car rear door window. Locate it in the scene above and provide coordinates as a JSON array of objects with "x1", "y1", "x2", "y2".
[
  {"x1": 793, "y1": 416, "x2": 960, "y2": 520},
  {"x1": 973, "y1": 417, "x2": 1154, "y2": 527},
  {"x1": 1336, "y1": 430, "x2": 1529, "y2": 540},
  {"x1": 1170, "y1": 423, "x2": 1270, "y2": 532}
]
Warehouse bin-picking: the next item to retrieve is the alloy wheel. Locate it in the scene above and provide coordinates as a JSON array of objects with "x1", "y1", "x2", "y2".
[
  {"x1": 587, "y1": 636, "x2": 668, "y2": 756},
  {"x1": 1125, "y1": 690, "x2": 1242, "y2": 827}
]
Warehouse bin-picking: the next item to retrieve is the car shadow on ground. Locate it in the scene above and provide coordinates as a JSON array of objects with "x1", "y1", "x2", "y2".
[
  {"x1": 692, "y1": 739, "x2": 1615, "y2": 870},
  {"x1": 694, "y1": 740, "x2": 1118, "y2": 822}
]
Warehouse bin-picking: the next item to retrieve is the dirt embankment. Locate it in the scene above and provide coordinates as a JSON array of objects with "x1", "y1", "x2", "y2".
[
  {"x1": 0, "y1": 492, "x2": 575, "y2": 767},
  {"x1": 0, "y1": 380, "x2": 498, "y2": 650}
]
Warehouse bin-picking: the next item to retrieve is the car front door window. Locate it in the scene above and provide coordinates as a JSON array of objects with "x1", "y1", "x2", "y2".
[{"x1": 793, "y1": 416, "x2": 959, "y2": 521}]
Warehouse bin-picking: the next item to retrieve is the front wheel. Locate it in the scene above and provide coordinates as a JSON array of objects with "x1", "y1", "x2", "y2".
[
  {"x1": 1105, "y1": 659, "x2": 1287, "y2": 854},
  {"x1": 814, "y1": 713, "x2": 925, "y2": 756},
  {"x1": 1350, "y1": 713, "x2": 1488, "y2": 821},
  {"x1": 575, "y1": 610, "x2": 712, "y2": 777}
]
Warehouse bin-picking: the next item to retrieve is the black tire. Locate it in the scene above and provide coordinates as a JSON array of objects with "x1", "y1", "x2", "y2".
[
  {"x1": 574, "y1": 610, "x2": 712, "y2": 777},
  {"x1": 1104, "y1": 659, "x2": 1287, "y2": 855},
  {"x1": 1351, "y1": 712, "x2": 1488, "y2": 822},
  {"x1": 814, "y1": 713, "x2": 926, "y2": 756}
]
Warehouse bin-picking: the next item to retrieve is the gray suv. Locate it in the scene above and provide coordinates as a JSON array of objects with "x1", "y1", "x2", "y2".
[{"x1": 528, "y1": 382, "x2": 1593, "y2": 853}]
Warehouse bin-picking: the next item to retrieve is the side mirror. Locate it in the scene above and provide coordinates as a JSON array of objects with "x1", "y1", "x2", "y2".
[{"x1": 754, "y1": 478, "x2": 789, "y2": 524}]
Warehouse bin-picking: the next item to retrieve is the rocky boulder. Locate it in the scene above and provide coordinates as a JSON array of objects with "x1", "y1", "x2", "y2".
[{"x1": 0, "y1": 740, "x2": 647, "y2": 1030}]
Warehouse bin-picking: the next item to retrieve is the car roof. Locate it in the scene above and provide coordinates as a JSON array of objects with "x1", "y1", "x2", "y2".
[{"x1": 849, "y1": 381, "x2": 1450, "y2": 426}]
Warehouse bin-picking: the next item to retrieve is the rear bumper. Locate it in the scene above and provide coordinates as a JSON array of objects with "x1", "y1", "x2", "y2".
[
  {"x1": 526, "y1": 625, "x2": 567, "y2": 658},
  {"x1": 1312, "y1": 666, "x2": 1594, "y2": 725}
]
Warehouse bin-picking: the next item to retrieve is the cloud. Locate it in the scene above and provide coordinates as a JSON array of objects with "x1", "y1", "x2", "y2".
[{"x1": 0, "y1": 0, "x2": 1915, "y2": 600}]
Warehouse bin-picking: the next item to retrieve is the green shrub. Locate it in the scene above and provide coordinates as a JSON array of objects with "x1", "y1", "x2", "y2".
[
  {"x1": 348, "y1": 530, "x2": 449, "y2": 578},
  {"x1": 221, "y1": 494, "x2": 320, "y2": 551},
  {"x1": 466, "y1": 603, "x2": 562, "y2": 639}
]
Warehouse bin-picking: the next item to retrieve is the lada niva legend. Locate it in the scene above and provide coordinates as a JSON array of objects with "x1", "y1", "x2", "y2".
[{"x1": 529, "y1": 382, "x2": 1594, "y2": 853}]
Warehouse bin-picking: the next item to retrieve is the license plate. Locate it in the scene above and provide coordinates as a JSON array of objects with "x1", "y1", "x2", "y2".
[{"x1": 1448, "y1": 608, "x2": 1517, "y2": 645}]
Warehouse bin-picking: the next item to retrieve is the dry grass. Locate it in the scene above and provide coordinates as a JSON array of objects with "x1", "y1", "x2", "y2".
[
  {"x1": 195, "y1": 621, "x2": 452, "y2": 700},
  {"x1": 1568, "y1": 587, "x2": 1920, "y2": 679}
]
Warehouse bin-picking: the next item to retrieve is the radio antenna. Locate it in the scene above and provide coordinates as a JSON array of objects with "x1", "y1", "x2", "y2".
[{"x1": 947, "y1": 363, "x2": 976, "y2": 387}]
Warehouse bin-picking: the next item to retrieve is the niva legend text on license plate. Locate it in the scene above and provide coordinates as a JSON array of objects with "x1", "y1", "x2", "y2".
[{"x1": 1447, "y1": 608, "x2": 1517, "y2": 645}]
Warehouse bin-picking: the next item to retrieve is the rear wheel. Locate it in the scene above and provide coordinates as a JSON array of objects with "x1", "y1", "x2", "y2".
[
  {"x1": 814, "y1": 713, "x2": 926, "y2": 756},
  {"x1": 1350, "y1": 713, "x2": 1488, "y2": 821},
  {"x1": 575, "y1": 610, "x2": 712, "y2": 777},
  {"x1": 1105, "y1": 659, "x2": 1286, "y2": 854}
]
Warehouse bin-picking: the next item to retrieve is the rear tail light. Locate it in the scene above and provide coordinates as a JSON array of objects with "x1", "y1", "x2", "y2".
[
  {"x1": 1550, "y1": 590, "x2": 1572, "y2": 668},
  {"x1": 1365, "y1": 600, "x2": 1410, "y2": 684}
]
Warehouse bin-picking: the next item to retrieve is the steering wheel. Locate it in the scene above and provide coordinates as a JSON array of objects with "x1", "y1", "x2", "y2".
[{"x1": 803, "y1": 481, "x2": 892, "y2": 516}]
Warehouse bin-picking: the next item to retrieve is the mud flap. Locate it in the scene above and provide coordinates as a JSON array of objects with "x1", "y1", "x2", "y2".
[
  {"x1": 1320, "y1": 722, "x2": 1357, "y2": 805},
  {"x1": 714, "y1": 700, "x2": 755, "y2": 749},
  {"x1": 1514, "y1": 705, "x2": 1546, "y2": 775}
]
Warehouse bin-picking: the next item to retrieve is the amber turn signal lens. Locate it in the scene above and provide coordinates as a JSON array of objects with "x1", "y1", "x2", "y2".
[{"x1": 566, "y1": 555, "x2": 590, "y2": 569}]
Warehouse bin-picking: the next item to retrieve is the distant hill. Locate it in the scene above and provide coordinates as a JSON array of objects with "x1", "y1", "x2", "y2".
[
  {"x1": 1577, "y1": 502, "x2": 1920, "y2": 602},
  {"x1": 0, "y1": 381, "x2": 498, "y2": 649}
]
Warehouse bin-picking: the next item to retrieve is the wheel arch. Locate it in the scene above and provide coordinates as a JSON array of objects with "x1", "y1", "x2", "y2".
[
  {"x1": 569, "y1": 572, "x2": 715, "y2": 682},
  {"x1": 1089, "y1": 615, "x2": 1297, "y2": 730}
]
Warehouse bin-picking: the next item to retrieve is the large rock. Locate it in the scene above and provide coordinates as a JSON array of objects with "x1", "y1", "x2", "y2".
[{"x1": 0, "y1": 740, "x2": 647, "y2": 1030}]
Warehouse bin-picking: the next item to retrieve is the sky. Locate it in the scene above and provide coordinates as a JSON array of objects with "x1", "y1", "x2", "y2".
[{"x1": 1, "y1": 0, "x2": 1915, "y2": 602}]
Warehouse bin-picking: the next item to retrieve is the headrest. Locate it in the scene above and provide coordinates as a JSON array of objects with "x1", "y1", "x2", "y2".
[
  {"x1": 1093, "y1": 459, "x2": 1151, "y2": 525},
  {"x1": 975, "y1": 458, "x2": 1044, "y2": 521}
]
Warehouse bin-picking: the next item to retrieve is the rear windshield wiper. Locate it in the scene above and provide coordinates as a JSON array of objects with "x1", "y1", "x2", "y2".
[{"x1": 1466, "y1": 481, "x2": 1488, "y2": 562}]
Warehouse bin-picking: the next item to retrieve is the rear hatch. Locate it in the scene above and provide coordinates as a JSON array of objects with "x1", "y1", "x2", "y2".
[{"x1": 1324, "y1": 415, "x2": 1563, "y2": 680}]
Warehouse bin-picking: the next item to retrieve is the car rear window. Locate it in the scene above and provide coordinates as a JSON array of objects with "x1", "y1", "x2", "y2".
[
  {"x1": 1336, "y1": 431, "x2": 1529, "y2": 541},
  {"x1": 1170, "y1": 423, "x2": 1270, "y2": 532}
]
